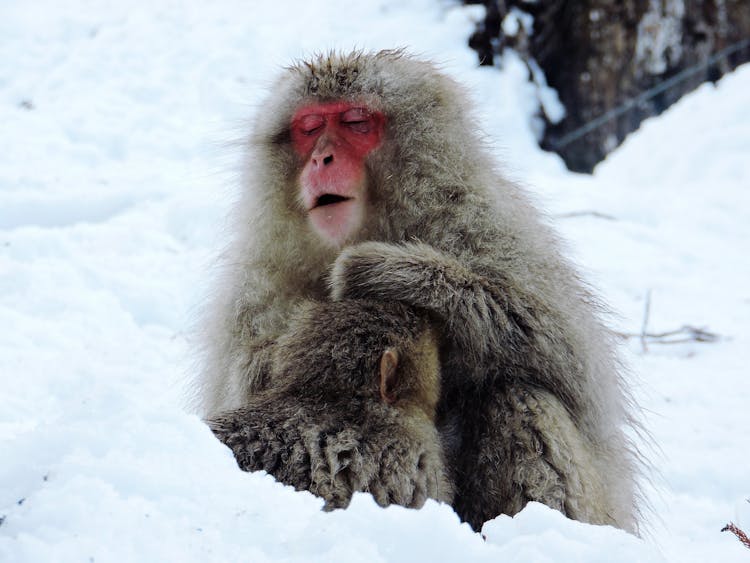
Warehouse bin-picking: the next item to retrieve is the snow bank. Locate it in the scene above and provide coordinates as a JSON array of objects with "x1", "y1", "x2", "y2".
[{"x1": 1, "y1": 0, "x2": 748, "y2": 561}]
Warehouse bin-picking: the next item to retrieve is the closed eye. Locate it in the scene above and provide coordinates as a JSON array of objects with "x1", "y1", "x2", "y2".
[
  {"x1": 301, "y1": 125, "x2": 323, "y2": 136},
  {"x1": 296, "y1": 114, "x2": 325, "y2": 136},
  {"x1": 340, "y1": 108, "x2": 373, "y2": 133},
  {"x1": 342, "y1": 120, "x2": 371, "y2": 133}
]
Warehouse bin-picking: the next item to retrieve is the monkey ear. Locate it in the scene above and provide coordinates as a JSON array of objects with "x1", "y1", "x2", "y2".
[{"x1": 379, "y1": 348, "x2": 399, "y2": 404}]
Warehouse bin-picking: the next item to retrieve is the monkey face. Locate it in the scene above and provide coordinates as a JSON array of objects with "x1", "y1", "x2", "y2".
[{"x1": 291, "y1": 102, "x2": 384, "y2": 247}]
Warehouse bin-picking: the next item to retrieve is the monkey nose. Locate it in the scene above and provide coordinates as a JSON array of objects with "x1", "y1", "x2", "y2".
[{"x1": 312, "y1": 153, "x2": 334, "y2": 167}]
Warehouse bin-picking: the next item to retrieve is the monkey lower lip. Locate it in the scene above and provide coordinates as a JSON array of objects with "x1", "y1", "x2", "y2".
[
  {"x1": 314, "y1": 194, "x2": 352, "y2": 208},
  {"x1": 308, "y1": 197, "x2": 361, "y2": 245}
]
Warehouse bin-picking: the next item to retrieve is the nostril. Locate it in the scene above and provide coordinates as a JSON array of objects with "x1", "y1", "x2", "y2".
[{"x1": 323, "y1": 155, "x2": 334, "y2": 165}]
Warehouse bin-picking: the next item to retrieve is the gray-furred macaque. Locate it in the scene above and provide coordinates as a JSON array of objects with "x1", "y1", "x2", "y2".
[
  {"x1": 196, "y1": 50, "x2": 643, "y2": 532},
  {"x1": 209, "y1": 300, "x2": 453, "y2": 510}
]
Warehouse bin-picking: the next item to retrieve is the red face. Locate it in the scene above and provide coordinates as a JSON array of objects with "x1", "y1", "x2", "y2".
[{"x1": 291, "y1": 102, "x2": 384, "y2": 246}]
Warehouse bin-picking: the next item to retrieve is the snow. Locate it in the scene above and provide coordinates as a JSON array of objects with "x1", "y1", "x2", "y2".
[
  {"x1": 502, "y1": 7, "x2": 533, "y2": 38},
  {"x1": 1, "y1": 0, "x2": 749, "y2": 561},
  {"x1": 636, "y1": 0, "x2": 685, "y2": 74}
]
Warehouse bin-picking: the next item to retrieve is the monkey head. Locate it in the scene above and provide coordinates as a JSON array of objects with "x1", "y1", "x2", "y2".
[
  {"x1": 291, "y1": 102, "x2": 384, "y2": 246},
  {"x1": 250, "y1": 50, "x2": 477, "y2": 256},
  {"x1": 270, "y1": 300, "x2": 441, "y2": 422}
]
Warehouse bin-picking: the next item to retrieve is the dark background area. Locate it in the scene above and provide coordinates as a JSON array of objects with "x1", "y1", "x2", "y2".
[{"x1": 466, "y1": 0, "x2": 750, "y2": 172}]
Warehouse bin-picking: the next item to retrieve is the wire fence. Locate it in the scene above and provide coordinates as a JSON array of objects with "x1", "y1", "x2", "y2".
[{"x1": 550, "y1": 37, "x2": 750, "y2": 150}]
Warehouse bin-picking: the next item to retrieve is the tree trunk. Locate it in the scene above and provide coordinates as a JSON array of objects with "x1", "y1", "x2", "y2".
[{"x1": 467, "y1": 0, "x2": 750, "y2": 172}]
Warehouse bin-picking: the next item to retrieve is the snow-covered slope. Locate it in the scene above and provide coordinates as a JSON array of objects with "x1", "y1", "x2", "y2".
[{"x1": 1, "y1": 1, "x2": 748, "y2": 561}]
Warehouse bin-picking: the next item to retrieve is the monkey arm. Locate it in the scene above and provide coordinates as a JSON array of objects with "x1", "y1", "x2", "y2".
[
  {"x1": 331, "y1": 241, "x2": 506, "y2": 355},
  {"x1": 240, "y1": 337, "x2": 277, "y2": 393},
  {"x1": 455, "y1": 385, "x2": 621, "y2": 530},
  {"x1": 329, "y1": 241, "x2": 558, "y2": 380},
  {"x1": 198, "y1": 336, "x2": 273, "y2": 416},
  {"x1": 222, "y1": 296, "x2": 320, "y2": 404}
]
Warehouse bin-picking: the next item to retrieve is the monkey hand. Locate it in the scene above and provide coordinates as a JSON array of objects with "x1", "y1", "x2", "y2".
[{"x1": 366, "y1": 442, "x2": 453, "y2": 509}]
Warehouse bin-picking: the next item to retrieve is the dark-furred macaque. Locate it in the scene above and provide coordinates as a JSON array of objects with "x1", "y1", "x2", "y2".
[
  {"x1": 196, "y1": 50, "x2": 643, "y2": 532},
  {"x1": 209, "y1": 300, "x2": 453, "y2": 510}
]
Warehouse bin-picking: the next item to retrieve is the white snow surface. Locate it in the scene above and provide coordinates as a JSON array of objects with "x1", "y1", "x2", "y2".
[{"x1": 2, "y1": 1, "x2": 749, "y2": 561}]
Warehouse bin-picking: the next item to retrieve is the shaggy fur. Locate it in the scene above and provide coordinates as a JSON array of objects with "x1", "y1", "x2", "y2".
[
  {"x1": 196, "y1": 50, "x2": 642, "y2": 532},
  {"x1": 209, "y1": 300, "x2": 453, "y2": 510}
]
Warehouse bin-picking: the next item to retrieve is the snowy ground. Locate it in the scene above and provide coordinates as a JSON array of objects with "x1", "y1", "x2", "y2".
[{"x1": 2, "y1": 1, "x2": 749, "y2": 561}]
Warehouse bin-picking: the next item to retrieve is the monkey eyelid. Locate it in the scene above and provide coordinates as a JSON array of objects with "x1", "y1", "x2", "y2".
[
  {"x1": 340, "y1": 108, "x2": 374, "y2": 134},
  {"x1": 300, "y1": 125, "x2": 323, "y2": 136},
  {"x1": 295, "y1": 114, "x2": 325, "y2": 135},
  {"x1": 340, "y1": 107, "x2": 370, "y2": 121},
  {"x1": 342, "y1": 121, "x2": 371, "y2": 134}
]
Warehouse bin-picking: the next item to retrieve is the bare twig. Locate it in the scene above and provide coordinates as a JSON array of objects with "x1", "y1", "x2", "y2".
[
  {"x1": 644, "y1": 326, "x2": 720, "y2": 343},
  {"x1": 722, "y1": 522, "x2": 750, "y2": 550},
  {"x1": 640, "y1": 290, "x2": 651, "y2": 353},
  {"x1": 615, "y1": 290, "x2": 721, "y2": 348},
  {"x1": 555, "y1": 211, "x2": 617, "y2": 221},
  {"x1": 616, "y1": 325, "x2": 721, "y2": 345}
]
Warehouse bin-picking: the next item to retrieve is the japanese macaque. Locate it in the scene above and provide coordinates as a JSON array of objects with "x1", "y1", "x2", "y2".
[
  {"x1": 196, "y1": 50, "x2": 643, "y2": 532},
  {"x1": 209, "y1": 300, "x2": 453, "y2": 510}
]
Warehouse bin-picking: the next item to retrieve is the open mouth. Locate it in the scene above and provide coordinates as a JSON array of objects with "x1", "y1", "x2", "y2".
[{"x1": 314, "y1": 194, "x2": 352, "y2": 208}]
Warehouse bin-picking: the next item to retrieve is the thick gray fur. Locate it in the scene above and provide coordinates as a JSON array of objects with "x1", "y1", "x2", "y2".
[
  {"x1": 208, "y1": 300, "x2": 453, "y2": 510},
  {"x1": 196, "y1": 50, "x2": 643, "y2": 532}
]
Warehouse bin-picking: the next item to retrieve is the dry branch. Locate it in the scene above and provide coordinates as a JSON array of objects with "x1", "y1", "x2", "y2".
[
  {"x1": 555, "y1": 210, "x2": 617, "y2": 221},
  {"x1": 722, "y1": 522, "x2": 750, "y2": 550},
  {"x1": 616, "y1": 290, "x2": 721, "y2": 349},
  {"x1": 616, "y1": 325, "x2": 721, "y2": 345}
]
